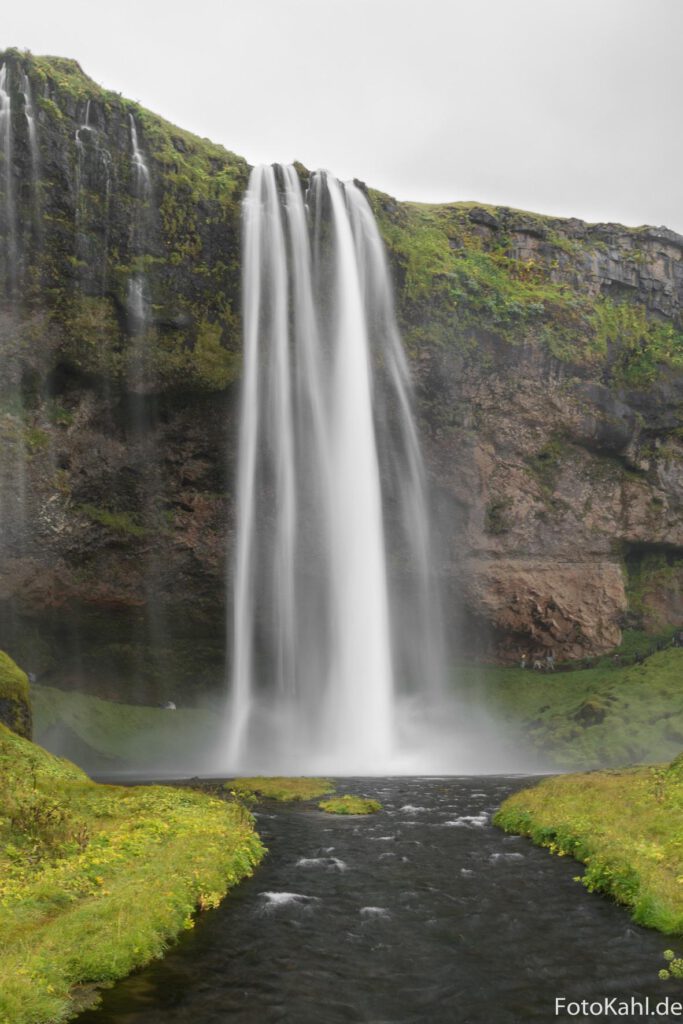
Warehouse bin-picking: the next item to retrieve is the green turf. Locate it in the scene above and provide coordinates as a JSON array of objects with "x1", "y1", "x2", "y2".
[
  {"x1": 0, "y1": 724, "x2": 264, "y2": 1024},
  {"x1": 494, "y1": 755, "x2": 683, "y2": 935}
]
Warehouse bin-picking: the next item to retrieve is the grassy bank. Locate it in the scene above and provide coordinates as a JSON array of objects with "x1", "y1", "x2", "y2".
[
  {"x1": 0, "y1": 724, "x2": 264, "y2": 1024},
  {"x1": 464, "y1": 647, "x2": 683, "y2": 769},
  {"x1": 226, "y1": 777, "x2": 335, "y2": 802},
  {"x1": 494, "y1": 756, "x2": 683, "y2": 935}
]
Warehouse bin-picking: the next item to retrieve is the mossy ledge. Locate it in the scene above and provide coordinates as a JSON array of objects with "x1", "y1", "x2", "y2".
[
  {"x1": 319, "y1": 795, "x2": 382, "y2": 815},
  {"x1": 494, "y1": 758, "x2": 683, "y2": 935},
  {"x1": 226, "y1": 777, "x2": 335, "y2": 802},
  {"x1": 0, "y1": 650, "x2": 31, "y2": 739},
  {"x1": 0, "y1": 724, "x2": 264, "y2": 1024}
]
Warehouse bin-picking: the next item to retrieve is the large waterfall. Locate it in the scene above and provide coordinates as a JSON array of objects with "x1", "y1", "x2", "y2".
[{"x1": 225, "y1": 164, "x2": 448, "y2": 774}]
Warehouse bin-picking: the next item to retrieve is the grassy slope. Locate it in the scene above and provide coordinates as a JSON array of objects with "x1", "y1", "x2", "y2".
[
  {"x1": 462, "y1": 648, "x2": 683, "y2": 770},
  {"x1": 33, "y1": 649, "x2": 683, "y2": 775},
  {"x1": 0, "y1": 724, "x2": 264, "y2": 1024},
  {"x1": 494, "y1": 756, "x2": 683, "y2": 935},
  {"x1": 0, "y1": 651, "x2": 31, "y2": 737},
  {"x1": 32, "y1": 684, "x2": 220, "y2": 769}
]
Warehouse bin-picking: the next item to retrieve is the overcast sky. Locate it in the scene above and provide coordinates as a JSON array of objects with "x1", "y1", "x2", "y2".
[{"x1": 3, "y1": 0, "x2": 682, "y2": 231}]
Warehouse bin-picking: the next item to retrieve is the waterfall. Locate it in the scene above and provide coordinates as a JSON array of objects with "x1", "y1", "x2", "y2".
[
  {"x1": 74, "y1": 99, "x2": 112, "y2": 290},
  {"x1": 225, "y1": 165, "x2": 448, "y2": 774},
  {"x1": 129, "y1": 113, "x2": 151, "y2": 200},
  {"x1": 0, "y1": 63, "x2": 17, "y2": 296},
  {"x1": 126, "y1": 114, "x2": 151, "y2": 341},
  {"x1": 19, "y1": 71, "x2": 39, "y2": 177}
]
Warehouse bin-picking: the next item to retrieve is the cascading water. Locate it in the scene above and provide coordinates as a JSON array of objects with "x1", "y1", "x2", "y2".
[
  {"x1": 224, "y1": 164, "x2": 451, "y2": 774},
  {"x1": 74, "y1": 99, "x2": 112, "y2": 290},
  {"x1": 19, "y1": 71, "x2": 39, "y2": 177},
  {"x1": 0, "y1": 63, "x2": 17, "y2": 296},
  {"x1": 126, "y1": 114, "x2": 151, "y2": 343}
]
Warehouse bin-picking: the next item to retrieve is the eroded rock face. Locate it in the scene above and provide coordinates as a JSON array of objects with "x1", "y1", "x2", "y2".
[{"x1": 1, "y1": 50, "x2": 683, "y2": 681}]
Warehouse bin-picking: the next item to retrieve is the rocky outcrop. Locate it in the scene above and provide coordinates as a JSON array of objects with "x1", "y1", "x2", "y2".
[{"x1": 0, "y1": 49, "x2": 683, "y2": 688}]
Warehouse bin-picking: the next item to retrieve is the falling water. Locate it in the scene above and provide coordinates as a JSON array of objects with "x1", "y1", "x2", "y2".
[
  {"x1": 19, "y1": 71, "x2": 39, "y2": 177},
  {"x1": 225, "y1": 165, "x2": 449, "y2": 774},
  {"x1": 129, "y1": 113, "x2": 151, "y2": 201},
  {"x1": 0, "y1": 63, "x2": 17, "y2": 296},
  {"x1": 74, "y1": 99, "x2": 112, "y2": 289}
]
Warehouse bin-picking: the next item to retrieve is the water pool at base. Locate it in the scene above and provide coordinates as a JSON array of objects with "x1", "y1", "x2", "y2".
[{"x1": 76, "y1": 777, "x2": 673, "y2": 1023}]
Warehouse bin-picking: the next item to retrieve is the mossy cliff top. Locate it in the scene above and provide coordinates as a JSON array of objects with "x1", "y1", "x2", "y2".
[
  {"x1": 0, "y1": 650, "x2": 31, "y2": 738},
  {"x1": 370, "y1": 191, "x2": 683, "y2": 386},
  {"x1": 0, "y1": 48, "x2": 248, "y2": 393},
  {"x1": 2, "y1": 47, "x2": 682, "y2": 398}
]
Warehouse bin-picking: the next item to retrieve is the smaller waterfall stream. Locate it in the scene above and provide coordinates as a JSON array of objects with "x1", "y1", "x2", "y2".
[
  {"x1": 0, "y1": 63, "x2": 17, "y2": 297},
  {"x1": 19, "y1": 71, "x2": 39, "y2": 177},
  {"x1": 225, "y1": 165, "x2": 455, "y2": 774}
]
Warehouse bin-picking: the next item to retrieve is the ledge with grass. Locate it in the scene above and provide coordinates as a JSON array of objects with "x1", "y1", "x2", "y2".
[
  {"x1": 225, "y1": 777, "x2": 335, "y2": 802},
  {"x1": 494, "y1": 753, "x2": 683, "y2": 935},
  {"x1": 319, "y1": 795, "x2": 382, "y2": 815},
  {"x1": 0, "y1": 724, "x2": 264, "y2": 1024}
]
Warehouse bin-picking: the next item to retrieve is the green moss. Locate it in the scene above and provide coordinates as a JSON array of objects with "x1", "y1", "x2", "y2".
[
  {"x1": 625, "y1": 549, "x2": 683, "y2": 628},
  {"x1": 0, "y1": 651, "x2": 31, "y2": 739},
  {"x1": 227, "y1": 777, "x2": 335, "y2": 802},
  {"x1": 319, "y1": 795, "x2": 382, "y2": 815},
  {"x1": 368, "y1": 190, "x2": 683, "y2": 385},
  {"x1": 494, "y1": 757, "x2": 683, "y2": 934},
  {"x1": 0, "y1": 724, "x2": 264, "y2": 1024},
  {"x1": 525, "y1": 437, "x2": 566, "y2": 495},
  {"x1": 484, "y1": 497, "x2": 511, "y2": 534},
  {"x1": 77, "y1": 504, "x2": 146, "y2": 538},
  {"x1": 464, "y1": 647, "x2": 683, "y2": 770}
]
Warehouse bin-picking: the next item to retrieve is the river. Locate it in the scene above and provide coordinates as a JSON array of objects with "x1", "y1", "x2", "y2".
[{"x1": 75, "y1": 776, "x2": 670, "y2": 1023}]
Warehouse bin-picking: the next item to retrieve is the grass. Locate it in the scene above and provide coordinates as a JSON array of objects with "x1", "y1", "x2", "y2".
[
  {"x1": 494, "y1": 754, "x2": 683, "y2": 935},
  {"x1": 461, "y1": 647, "x2": 683, "y2": 770},
  {"x1": 32, "y1": 684, "x2": 220, "y2": 770},
  {"x1": 226, "y1": 777, "x2": 335, "y2": 802},
  {"x1": 319, "y1": 796, "x2": 382, "y2": 815},
  {"x1": 0, "y1": 723, "x2": 264, "y2": 1024},
  {"x1": 0, "y1": 651, "x2": 31, "y2": 738}
]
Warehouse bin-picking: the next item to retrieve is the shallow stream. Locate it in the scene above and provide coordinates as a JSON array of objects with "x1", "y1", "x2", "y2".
[{"x1": 76, "y1": 777, "x2": 671, "y2": 1023}]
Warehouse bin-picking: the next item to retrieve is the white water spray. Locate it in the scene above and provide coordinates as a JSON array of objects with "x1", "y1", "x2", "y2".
[{"x1": 224, "y1": 165, "x2": 450, "y2": 774}]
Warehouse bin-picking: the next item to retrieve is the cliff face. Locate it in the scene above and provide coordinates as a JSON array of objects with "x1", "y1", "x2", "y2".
[{"x1": 0, "y1": 49, "x2": 682, "y2": 696}]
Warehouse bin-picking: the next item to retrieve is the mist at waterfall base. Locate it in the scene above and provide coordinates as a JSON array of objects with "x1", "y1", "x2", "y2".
[{"x1": 217, "y1": 165, "x2": 519, "y2": 777}]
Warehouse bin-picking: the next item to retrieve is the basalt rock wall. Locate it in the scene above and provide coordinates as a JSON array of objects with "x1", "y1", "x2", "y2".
[{"x1": 1, "y1": 49, "x2": 682, "y2": 695}]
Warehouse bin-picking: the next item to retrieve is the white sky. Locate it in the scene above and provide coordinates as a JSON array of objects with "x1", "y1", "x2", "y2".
[{"x1": 3, "y1": 0, "x2": 682, "y2": 231}]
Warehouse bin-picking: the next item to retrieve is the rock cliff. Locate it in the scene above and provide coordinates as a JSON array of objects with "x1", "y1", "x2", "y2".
[{"x1": 0, "y1": 49, "x2": 682, "y2": 697}]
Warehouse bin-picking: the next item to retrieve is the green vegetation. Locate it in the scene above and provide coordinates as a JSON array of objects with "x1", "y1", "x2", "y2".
[
  {"x1": 77, "y1": 504, "x2": 147, "y2": 538},
  {"x1": 32, "y1": 684, "x2": 220, "y2": 769},
  {"x1": 659, "y1": 948, "x2": 683, "y2": 981},
  {"x1": 625, "y1": 548, "x2": 683, "y2": 631},
  {"x1": 319, "y1": 795, "x2": 382, "y2": 815},
  {"x1": 494, "y1": 753, "x2": 683, "y2": 934},
  {"x1": 1, "y1": 48, "x2": 246, "y2": 391},
  {"x1": 464, "y1": 645, "x2": 683, "y2": 770},
  {"x1": 369, "y1": 193, "x2": 683, "y2": 384},
  {"x1": 0, "y1": 723, "x2": 264, "y2": 1024},
  {"x1": 0, "y1": 651, "x2": 31, "y2": 738},
  {"x1": 226, "y1": 777, "x2": 335, "y2": 802}
]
